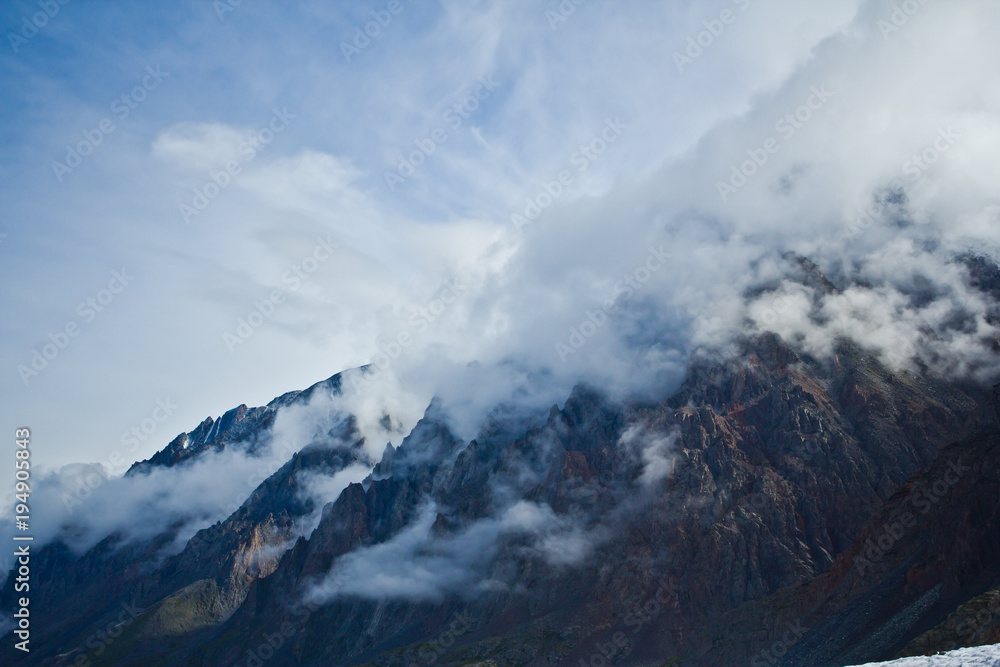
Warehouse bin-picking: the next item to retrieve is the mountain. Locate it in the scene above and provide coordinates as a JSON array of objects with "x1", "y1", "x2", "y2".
[
  {"x1": 0, "y1": 371, "x2": 376, "y2": 665},
  {"x1": 689, "y1": 380, "x2": 1000, "y2": 666},
  {"x1": 181, "y1": 335, "x2": 986, "y2": 667},
  {"x1": 2, "y1": 260, "x2": 999, "y2": 666},
  {"x1": 127, "y1": 372, "x2": 347, "y2": 474}
]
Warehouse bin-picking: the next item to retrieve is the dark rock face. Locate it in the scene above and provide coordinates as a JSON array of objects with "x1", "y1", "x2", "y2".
[
  {"x1": 117, "y1": 337, "x2": 994, "y2": 665},
  {"x1": 961, "y1": 253, "x2": 1000, "y2": 302},
  {"x1": 0, "y1": 372, "x2": 368, "y2": 666},
  {"x1": 699, "y1": 384, "x2": 1000, "y2": 667},
  {"x1": 126, "y1": 373, "x2": 345, "y2": 475},
  {"x1": 2, "y1": 335, "x2": 996, "y2": 666}
]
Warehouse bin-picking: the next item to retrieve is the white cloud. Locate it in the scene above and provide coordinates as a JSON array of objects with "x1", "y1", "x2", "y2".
[
  {"x1": 152, "y1": 122, "x2": 252, "y2": 171},
  {"x1": 2, "y1": 0, "x2": 999, "y2": 492}
]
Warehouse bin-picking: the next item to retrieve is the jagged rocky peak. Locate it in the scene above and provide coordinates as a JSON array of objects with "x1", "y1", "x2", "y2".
[
  {"x1": 125, "y1": 372, "x2": 347, "y2": 476},
  {"x1": 791, "y1": 253, "x2": 841, "y2": 295},
  {"x1": 4, "y1": 318, "x2": 1000, "y2": 666},
  {"x1": 368, "y1": 397, "x2": 462, "y2": 485},
  {"x1": 959, "y1": 252, "x2": 1000, "y2": 300}
]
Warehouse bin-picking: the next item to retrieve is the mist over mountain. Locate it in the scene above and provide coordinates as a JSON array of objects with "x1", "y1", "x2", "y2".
[{"x1": 3, "y1": 255, "x2": 998, "y2": 665}]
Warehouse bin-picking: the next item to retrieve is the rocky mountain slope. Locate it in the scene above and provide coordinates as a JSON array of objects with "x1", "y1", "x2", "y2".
[
  {"x1": 0, "y1": 372, "x2": 374, "y2": 665},
  {"x1": 2, "y1": 259, "x2": 998, "y2": 666},
  {"x1": 183, "y1": 336, "x2": 986, "y2": 667},
  {"x1": 689, "y1": 380, "x2": 1000, "y2": 666}
]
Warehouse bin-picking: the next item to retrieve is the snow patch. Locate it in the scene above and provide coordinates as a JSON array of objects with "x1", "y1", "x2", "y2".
[{"x1": 849, "y1": 642, "x2": 1000, "y2": 666}]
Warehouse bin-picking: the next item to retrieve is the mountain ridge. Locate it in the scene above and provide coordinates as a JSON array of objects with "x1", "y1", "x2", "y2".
[{"x1": 2, "y1": 258, "x2": 998, "y2": 666}]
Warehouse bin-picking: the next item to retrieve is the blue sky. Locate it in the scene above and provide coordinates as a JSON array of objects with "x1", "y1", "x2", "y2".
[{"x1": 2, "y1": 0, "x2": 999, "y2": 472}]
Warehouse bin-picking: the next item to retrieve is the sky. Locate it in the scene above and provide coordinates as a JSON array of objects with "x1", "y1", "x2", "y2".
[{"x1": 2, "y1": 0, "x2": 1000, "y2": 475}]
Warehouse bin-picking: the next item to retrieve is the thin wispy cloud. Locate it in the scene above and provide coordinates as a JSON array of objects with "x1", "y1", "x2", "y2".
[{"x1": 1, "y1": 0, "x2": 997, "y2": 479}]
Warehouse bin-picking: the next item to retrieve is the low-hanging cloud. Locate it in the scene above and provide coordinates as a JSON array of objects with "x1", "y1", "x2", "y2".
[
  {"x1": 307, "y1": 502, "x2": 505, "y2": 604},
  {"x1": 0, "y1": 383, "x2": 404, "y2": 577},
  {"x1": 343, "y1": 0, "x2": 1000, "y2": 443},
  {"x1": 5, "y1": 0, "x2": 1000, "y2": 604},
  {"x1": 306, "y1": 409, "x2": 685, "y2": 604}
]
